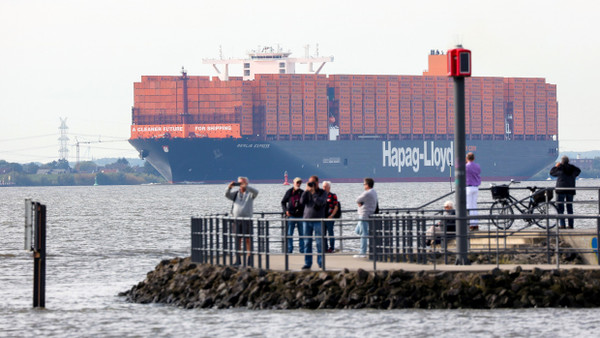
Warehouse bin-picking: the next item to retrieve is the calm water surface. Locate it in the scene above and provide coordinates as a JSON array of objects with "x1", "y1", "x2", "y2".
[{"x1": 1, "y1": 181, "x2": 600, "y2": 337}]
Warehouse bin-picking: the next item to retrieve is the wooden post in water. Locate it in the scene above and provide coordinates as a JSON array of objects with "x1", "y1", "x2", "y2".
[{"x1": 32, "y1": 201, "x2": 47, "y2": 308}]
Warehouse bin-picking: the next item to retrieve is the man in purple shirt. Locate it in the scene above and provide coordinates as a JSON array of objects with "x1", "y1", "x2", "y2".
[{"x1": 466, "y1": 152, "x2": 481, "y2": 230}]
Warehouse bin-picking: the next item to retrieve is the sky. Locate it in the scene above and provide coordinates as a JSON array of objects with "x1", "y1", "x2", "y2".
[{"x1": 1, "y1": 0, "x2": 599, "y2": 163}]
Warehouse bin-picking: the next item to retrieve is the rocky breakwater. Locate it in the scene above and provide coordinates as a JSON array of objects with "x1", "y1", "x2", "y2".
[{"x1": 121, "y1": 257, "x2": 600, "y2": 309}]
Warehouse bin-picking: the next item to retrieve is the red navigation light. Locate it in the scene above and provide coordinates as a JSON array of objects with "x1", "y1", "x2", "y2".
[{"x1": 448, "y1": 48, "x2": 471, "y2": 77}]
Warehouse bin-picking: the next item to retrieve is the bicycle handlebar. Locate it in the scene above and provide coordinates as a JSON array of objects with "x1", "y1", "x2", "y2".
[{"x1": 490, "y1": 179, "x2": 521, "y2": 188}]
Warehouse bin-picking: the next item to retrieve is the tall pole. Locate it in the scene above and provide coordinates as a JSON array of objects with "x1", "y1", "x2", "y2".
[
  {"x1": 449, "y1": 46, "x2": 471, "y2": 265},
  {"x1": 453, "y1": 76, "x2": 469, "y2": 265}
]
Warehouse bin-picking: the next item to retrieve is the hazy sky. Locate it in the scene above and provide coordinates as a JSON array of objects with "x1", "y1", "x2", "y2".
[{"x1": 1, "y1": 0, "x2": 599, "y2": 163}]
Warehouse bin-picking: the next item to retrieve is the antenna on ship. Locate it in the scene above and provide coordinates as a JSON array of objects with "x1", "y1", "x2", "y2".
[
  {"x1": 305, "y1": 45, "x2": 314, "y2": 72},
  {"x1": 283, "y1": 171, "x2": 290, "y2": 185}
]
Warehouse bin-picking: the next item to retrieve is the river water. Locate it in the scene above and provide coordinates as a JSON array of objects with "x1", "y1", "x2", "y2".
[{"x1": 1, "y1": 181, "x2": 600, "y2": 337}]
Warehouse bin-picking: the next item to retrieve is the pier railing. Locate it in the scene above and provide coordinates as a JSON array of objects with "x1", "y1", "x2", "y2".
[{"x1": 191, "y1": 186, "x2": 600, "y2": 270}]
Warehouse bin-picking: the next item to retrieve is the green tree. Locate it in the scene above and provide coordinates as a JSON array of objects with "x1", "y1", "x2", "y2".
[
  {"x1": 22, "y1": 162, "x2": 40, "y2": 174},
  {"x1": 41, "y1": 161, "x2": 57, "y2": 169},
  {"x1": 105, "y1": 158, "x2": 133, "y2": 172},
  {"x1": 57, "y1": 159, "x2": 70, "y2": 170},
  {"x1": 0, "y1": 162, "x2": 23, "y2": 174},
  {"x1": 116, "y1": 158, "x2": 129, "y2": 166},
  {"x1": 77, "y1": 161, "x2": 98, "y2": 173}
]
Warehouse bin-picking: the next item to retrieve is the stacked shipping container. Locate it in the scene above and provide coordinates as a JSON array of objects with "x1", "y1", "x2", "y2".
[{"x1": 132, "y1": 74, "x2": 558, "y2": 141}]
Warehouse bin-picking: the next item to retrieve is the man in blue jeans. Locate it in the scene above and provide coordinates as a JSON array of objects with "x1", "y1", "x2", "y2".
[
  {"x1": 280, "y1": 177, "x2": 305, "y2": 253},
  {"x1": 300, "y1": 175, "x2": 328, "y2": 270},
  {"x1": 322, "y1": 181, "x2": 340, "y2": 253},
  {"x1": 354, "y1": 177, "x2": 378, "y2": 258}
]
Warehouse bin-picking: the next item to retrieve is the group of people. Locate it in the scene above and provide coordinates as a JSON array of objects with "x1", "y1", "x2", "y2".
[
  {"x1": 280, "y1": 176, "x2": 378, "y2": 269},
  {"x1": 224, "y1": 154, "x2": 582, "y2": 268},
  {"x1": 226, "y1": 176, "x2": 378, "y2": 270},
  {"x1": 462, "y1": 152, "x2": 581, "y2": 230}
]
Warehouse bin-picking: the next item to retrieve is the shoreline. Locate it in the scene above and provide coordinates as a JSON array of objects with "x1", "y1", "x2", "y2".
[{"x1": 121, "y1": 257, "x2": 600, "y2": 310}]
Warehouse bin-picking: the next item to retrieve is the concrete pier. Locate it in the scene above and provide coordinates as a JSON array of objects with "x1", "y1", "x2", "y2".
[
  {"x1": 245, "y1": 253, "x2": 600, "y2": 272},
  {"x1": 235, "y1": 229, "x2": 600, "y2": 272}
]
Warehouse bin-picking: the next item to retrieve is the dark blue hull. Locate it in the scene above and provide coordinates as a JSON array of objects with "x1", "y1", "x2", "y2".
[{"x1": 129, "y1": 138, "x2": 558, "y2": 183}]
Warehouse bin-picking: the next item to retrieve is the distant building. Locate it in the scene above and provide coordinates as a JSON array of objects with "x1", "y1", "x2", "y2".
[{"x1": 35, "y1": 168, "x2": 70, "y2": 175}]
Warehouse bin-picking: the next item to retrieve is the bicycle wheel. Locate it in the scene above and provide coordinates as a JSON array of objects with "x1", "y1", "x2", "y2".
[
  {"x1": 490, "y1": 200, "x2": 514, "y2": 230},
  {"x1": 530, "y1": 202, "x2": 559, "y2": 229}
]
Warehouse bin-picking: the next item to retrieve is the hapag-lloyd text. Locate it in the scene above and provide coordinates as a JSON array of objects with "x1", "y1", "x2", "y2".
[{"x1": 382, "y1": 141, "x2": 454, "y2": 173}]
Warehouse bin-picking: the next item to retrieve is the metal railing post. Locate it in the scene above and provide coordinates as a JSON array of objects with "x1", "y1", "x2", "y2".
[
  {"x1": 252, "y1": 218, "x2": 258, "y2": 268},
  {"x1": 393, "y1": 213, "x2": 400, "y2": 263},
  {"x1": 227, "y1": 218, "x2": 233, "y2": 265},
  {"x1": 320, "y1": 219, "x2": 326, "y2": 271},
  {"x1": 407, "y1": 214, "x2": 414, "y2": 262},
  {"x1": 496, "y1": 223, "x2": 500, "y2": 268},
  {"x1": 210, "y1": 218, "x2": 215, "y2": 265},
  {"x1": 215, "y1": 217, "x2": 221, "y2": 265},
  {"x1": 201, "y1": 217, "x2": 207, "y2": 263},
  {"x1": 281, "y1": 218, "x2": 286, "y2": 258},
  {"x1": 283, "y1": 218, "x2": 289, "y2": 271},
  {"x1": 265, "y1": 220, "x2": 270, "y2": 270},
  {"x1": 372, "y1": 219, "x2": 377, "y2": 271}
]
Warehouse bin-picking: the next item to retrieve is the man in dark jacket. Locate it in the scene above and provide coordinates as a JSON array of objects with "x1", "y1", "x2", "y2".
[
  {"x1": 300, "y1": 175, "x2": 328, "y2": 270},
  {"x1": 281, "y1": 177, "x2": 305, "y2": 253},
  {"x1": 550, "y1": 156, "x2": 581, "y2": 229}
]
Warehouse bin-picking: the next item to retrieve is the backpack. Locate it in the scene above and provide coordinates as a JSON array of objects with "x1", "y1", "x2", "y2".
[
  {"x1": 334, "y1": 201, "x2": 342, "y2": 218},
  {"x1": 288, "y1": 189, "x2": 302, "y2": 214}
]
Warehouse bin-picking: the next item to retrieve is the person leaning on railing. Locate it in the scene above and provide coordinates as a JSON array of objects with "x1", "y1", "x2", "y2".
[{"x1": 225, "y1": 176, "x2": 259, "y2": 265}]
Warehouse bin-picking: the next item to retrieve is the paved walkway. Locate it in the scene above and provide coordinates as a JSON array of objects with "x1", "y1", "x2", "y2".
[{"x1": 220, "y1": 253, "x2": 600, "y2": 272}]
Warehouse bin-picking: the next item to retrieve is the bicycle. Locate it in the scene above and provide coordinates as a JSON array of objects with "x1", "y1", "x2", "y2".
[{"x1": 489, "y1": 180, "x2": 558, "y2": 230}]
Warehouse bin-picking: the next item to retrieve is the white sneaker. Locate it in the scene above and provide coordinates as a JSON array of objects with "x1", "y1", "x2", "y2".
[{"x1": 353, "y1": 254, "x2": 366, "y2": 258}]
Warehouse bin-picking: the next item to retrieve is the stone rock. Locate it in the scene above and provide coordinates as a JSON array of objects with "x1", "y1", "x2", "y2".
[{"x1": 121, "y1": 257, "x2": 600, "y2": 310}]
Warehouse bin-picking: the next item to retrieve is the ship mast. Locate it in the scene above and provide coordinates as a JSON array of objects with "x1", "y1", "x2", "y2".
[{"x1": 180, "y1": 67, "x2": 189, "y2": 124}]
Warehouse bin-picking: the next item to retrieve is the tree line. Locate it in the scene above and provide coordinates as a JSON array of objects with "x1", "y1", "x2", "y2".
[{"x1": 0, "y1": 158, "x2": 165, "y2": 186}]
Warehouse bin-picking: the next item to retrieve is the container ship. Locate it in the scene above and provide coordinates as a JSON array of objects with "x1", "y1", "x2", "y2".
[{"x1": 129, "y1": 47, "x2": 558, "y2": 183}]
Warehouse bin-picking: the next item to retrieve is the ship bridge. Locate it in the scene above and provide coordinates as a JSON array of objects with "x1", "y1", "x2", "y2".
[{"x1": 203, "y1": 45, "x2": 333, "y2": 81}]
